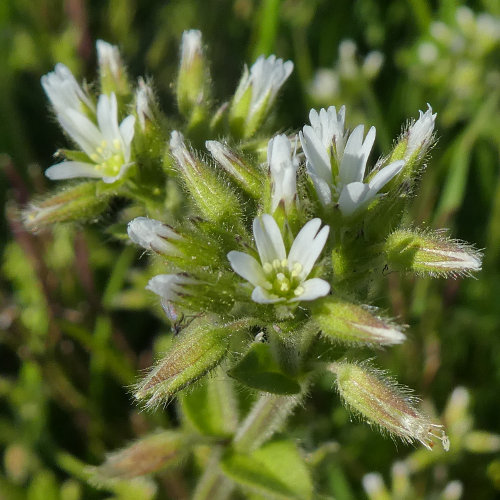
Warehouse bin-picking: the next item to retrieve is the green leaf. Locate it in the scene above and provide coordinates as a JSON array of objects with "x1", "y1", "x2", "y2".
[
  {"x1": 221, "y1": 440, "x2": 313, "y2": 500},
  {"x1": 181, "y1": 368, "x2": 239, "y2": 437},
  {"x1": 228, "y1": 343, "x2": 301, "y2": 395}
]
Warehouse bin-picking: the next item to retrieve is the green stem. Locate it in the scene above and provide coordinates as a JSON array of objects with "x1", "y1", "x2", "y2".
[
  {"x1": 233, "y1": 391, "x2": 302, "y2": 454},
  {"x1": 193, "y1": 448, "x2": 234, "y2": 500}
]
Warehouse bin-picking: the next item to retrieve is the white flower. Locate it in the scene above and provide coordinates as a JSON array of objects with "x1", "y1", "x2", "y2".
[
  {"x1": 300, "y1": 106, "x2": 404, "y2": 216},
  {"x1": 235, "y1": 55, "x2": 293, "y2": 114},
  {"x1": 404, "y1": 104, "x2": 436, "y2": 161},
  {"x1": 41, "y1": 63, "x2": 94, "y2": 115},
  {"x1": 45, "y1": 93, "x2": 135, "y2": 183},
  {"x1": 228, "y1": 215, "x2": 330, "y2": 304},
  {"x1": 268, "y1": 134, "x2": 299, "y2": 212},
  {"x1": 128, "y1": 217, "x2": 182, "y2": 256},
  {"x1": 96, "y1": 40, "x2": 122, "y2": 82},
  {"x1": 230, "y1": 55, "x2": 293, "y2": 136}
]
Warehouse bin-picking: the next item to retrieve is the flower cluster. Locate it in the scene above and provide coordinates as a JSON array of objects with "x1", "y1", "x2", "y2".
[{"x1": 35, "y1": 32, "x2": 482, "y2": 456}]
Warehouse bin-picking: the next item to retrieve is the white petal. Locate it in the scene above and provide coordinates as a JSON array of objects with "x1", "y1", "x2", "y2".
[
  {"x1": 300, "y1": 127, "x2": 331, "y2": 184},
  {"x1": 57, "y1": 110, "x2": 103, "y2": 158},
  {"x1": 227, "y1": 251, "x2": 268, "y2": 288},
  {"x1": 288, "y1": 219, "x2": 329, "y2": 278},
  {"x1": 339, "y1": 125, "x2": 375, "y2": 185},
  {"x1": 253, "y1": 215, "x2": 286, "y2": 264},
  {"x1": 368, "y1": 160, "x2": 404, "y2": 193},
  {"x1": 251, "y1": 286, "x2": 284, "y2": 304},
  {"x1": 97, "y1": 93, "x2": 120, "y2": 145},
  {"x1": 338, "y1": 182, "x2": 371, "y2": 216},
  {"x1": 289, "y1": 278, "x2": 330, "y2": 302},
  {"x1": 119, "y1": 115, "x2": 136, "y2": 160},
  {"x1": 45, "y1": 161, "x2": 102, "y2": 180}
]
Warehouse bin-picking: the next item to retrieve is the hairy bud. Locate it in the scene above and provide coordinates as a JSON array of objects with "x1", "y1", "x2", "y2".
[
  {"x1": 311, "y1": 297, "x2": 406, "y2": 346},
  {"x1": 134, "y1": 316, "x2": 231, "y2": 408},
  {"x1": 330, "y1": 361, "x2": 450, "y2": 451},
  {"x1": 385, "y1": 229, "x2": 482, "y2": 277},
  {"x1": 96, "y1": 40, "x2": 129, "y2": 96}
]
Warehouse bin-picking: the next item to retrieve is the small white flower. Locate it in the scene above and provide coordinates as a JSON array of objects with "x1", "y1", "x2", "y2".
[
  {"x1": 300, "y1": 106, "x2": 404, "y2": 216},
  {"x1": 45, "y1": 93, "x2": 135, "y2": 183},
  {"x1": 230, "y1": 55, "x2": 293, "y2": 136},
  {"x1": 128, "y1": 217, "x2": 182, "y2": 256},
  {"x1": 96, "y1": 40, "x2": 122, "y2": 82},
  {"x1": 41, "y1": 63, "x2": 94, "y2": 115},
  {"x1": 228, "y1": 215, "x2": 330, "y2": 304},
  {"x1": 404, "y1": 104, "x2": 436, "y2": 161},
  {"x1": 268, "y1": 134, "x2": 299, "y2": 212}
]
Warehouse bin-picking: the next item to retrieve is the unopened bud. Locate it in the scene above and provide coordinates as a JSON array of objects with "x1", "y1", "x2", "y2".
[
  {"x1": 330, "y1": 361, "x2": 450, "y2": 451},
  {"x1": 128, "y1": 217, "x2": 183, "y2": 256},
  {"x1": 311, "y1": 297, "x2": 406, "y2": 346},
  {"x1": 96, "y1": 40, "x2": 129, "y2": 96},
  {"x1": 135, "y1": 78, "x2": 158, "y2": 133},
  {"x1": 177, "y1": 30, "x2": 209, "y2": 118},
  {"x1": 134, "y1": 316, "x2": 230, "y2": 407},
  {"x1": 385, "y1": 229, "x2": 482, "y2": 277},
  {"x1": 206, "y1": 140, "x2": 263, "y2": 198},
  {"x1": 90, "y1": 431, "x2": 190, "y2": 480},
  {"x1": 229, "y1": 55, "x2": 293, "y2": 139},
  {"x1": 170, "y1": 131, "x2": 242, "y2": 225},
  {"x1": 22, "y1": 182, "x2": 113, "y2": 231}
]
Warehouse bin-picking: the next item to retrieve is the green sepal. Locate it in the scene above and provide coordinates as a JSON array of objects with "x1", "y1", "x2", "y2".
[
  {"x1": 134, "y1": 316, "x2": 230, "y2": 407},
  {"x1": 228, "y1": 343, "x2": 301, "y2": 395},
  {"x1": 221, "y1": 440, "x2": 313, "y2": 500},
  {"x1": 180, "y1": 368, "x2": 239, "y2": 437}
]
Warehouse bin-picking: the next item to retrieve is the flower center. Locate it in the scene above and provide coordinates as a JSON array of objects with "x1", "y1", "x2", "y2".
[
  {"x1": 262, "y1": 258, "x2": 305, "y2": 300},
  {"x1": 90, "y1": 139, "x2": 125, "y2": 177}
]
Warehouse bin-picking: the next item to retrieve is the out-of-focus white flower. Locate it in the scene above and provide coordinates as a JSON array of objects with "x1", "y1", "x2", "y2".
[
  {"x1": 41, "y1": 63, "x2": 94, "y2": 115},
  {"x1": 228, "y1": 215, "x2": 330, "y2": 304},
  {"x1": 45, "y1": 93, "x2": 135, "y2": 183},
  {"x1": 300, "y1": 106, "x2": 404, "y2": 216},
  {"x1": 267, "y1": 134, "x2": 299, "y2": 212}
]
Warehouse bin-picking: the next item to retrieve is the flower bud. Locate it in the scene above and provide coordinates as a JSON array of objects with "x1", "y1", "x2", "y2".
[
  {"x1": 170, "y1": 131, "x2": 242, "y2": 225},
  {"x1": 206, "y1": 140, "x2": 263, "y2": 199},
  {"x1": 96, "y1": 40, "x2": 129, "y2": 96},
  {"x1": 311, "y1": 297, "x2": 406, "y2": 347},
  {"x1": 385, "y1": 229, "x2": 482, "y2": 277},
  {"x1": 22, "y1": 182, "x2": 113, "y2": 231},
  {"x1": 229, "y1": 55, "x2": 293, "y2": 139},
  {"x1": 330, "y1": 361, "x2": 450, "y2": 451},
  {"x1": 176, "y1": 30, "x2": 209, "y2": 118},
  {"x1": 135, "y1": 78, "x2": 158, "y2": 133},
  {"x1": 127, "y1": 217, "x2": 219, "y2": 269},
  {"x1": 134, "y1": 316, "x2": 231, "y2": 407},
  {"x1": 385, "y1": 105, "x2": 436, "y2": 190},
  {"x1": 90, "y1": 431, "x2": 190, "y2": 480}
]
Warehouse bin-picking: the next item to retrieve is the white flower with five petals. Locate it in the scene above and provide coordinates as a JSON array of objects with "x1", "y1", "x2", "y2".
[
  {"x1": 228, "y1": 215, "x2": 330, "y2": 304},
  {"x1": 300, "y1": 106, "x2": 404, "y2": 216},
  {"x1": 45, "y1": 92, "x2": 135, "y2": 183}
]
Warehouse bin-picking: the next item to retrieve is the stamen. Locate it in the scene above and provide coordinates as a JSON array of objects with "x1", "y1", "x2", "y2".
[
  {"x1": 263, "y1": 262, "x2": 273, "y2": 274},
  {"x1": 294, "y1": 286, "x2": 304, "y2": 296}
]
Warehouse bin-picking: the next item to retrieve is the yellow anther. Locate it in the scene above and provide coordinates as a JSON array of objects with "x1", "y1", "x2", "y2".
[
  {"x1": 294, "y1": 286, "x2": 304, "y2": 296},
  {"x1": 291, "y1": 262, "x2": 303, "y2": 277},
  {"x1": 280, "y1": 282, "x2": 290, "y2": 292},
  {"x1": 276, "y1": 273, "x2": 286, "y2": 281},
  {"x1": 90, "y1": 153, "x2": 100, "y2": 162},
  {"x1": 96, "y1": 146, "x2": 104, "y2": 154},
  {"x1": 100, "y1": 140, "x2": 108, "y2": 148},
  {"x1": 272, "y1": 259, "x2": 281, "y2": 269},
  {"x1": 281, "y1": 259, "x2": 288, "y2": 267},
  {"x1": 113, "y1": 139, "x2": 121, "y2": 150}
]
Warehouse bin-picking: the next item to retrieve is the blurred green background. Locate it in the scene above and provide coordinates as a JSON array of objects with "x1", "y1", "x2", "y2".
[{"x1": 1, "y1": 0, "x2": 500, "y2": 498}]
